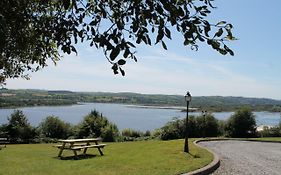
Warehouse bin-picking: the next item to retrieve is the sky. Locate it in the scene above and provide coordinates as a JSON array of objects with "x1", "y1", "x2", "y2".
[{"x1": 5, "y1": 0, "x2": 281, "y2": 100}]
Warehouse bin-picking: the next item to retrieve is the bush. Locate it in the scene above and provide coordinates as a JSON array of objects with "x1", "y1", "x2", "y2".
[
  {"x1": 201, "y1": 114, "x2": 220, "y2": 137},
  {"x1": 76, "y1": 110, "x2": 119, "y2": 142},
  {"x1": 159, "y1": 117, "x2": 184, "y2": 140},
  {"x1": 0, "y1": 124, "x2": 8, "y2": 137},
  {"x1": 5, "y1": 110, "x2": 36, "y2": 143},
  {"x1": 157, "y1": 114, "x2": 221, "y2": 140},
  {"x1": 121, "y1": 128, "x2": 151, "y2": 141},
  {"x1": 259, "y1": 126, "x2": 281, "y2": 137},
  {"x1": 39, "y1": 116, "x2": 73, "y2": 139},
  {"x1": 225, "y1": 107, "x2": 257, "y2": 138}
]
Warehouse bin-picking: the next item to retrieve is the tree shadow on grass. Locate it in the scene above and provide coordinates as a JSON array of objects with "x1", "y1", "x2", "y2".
[{"x1": 54, "y1": 154, "x2": 100, "y2": 160}]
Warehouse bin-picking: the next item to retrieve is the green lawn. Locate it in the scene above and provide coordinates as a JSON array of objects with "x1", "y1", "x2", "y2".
[
  {"x1": 247, "y1": 137, "x2": 281, "y2": 142},
  {"x1": 0, "y1": 139, "x2": 212, "y2": 175}
]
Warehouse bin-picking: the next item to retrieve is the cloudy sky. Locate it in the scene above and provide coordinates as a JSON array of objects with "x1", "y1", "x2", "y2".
[{"x1": 5, "y1": 0, "x2": 281, "y2": 100}]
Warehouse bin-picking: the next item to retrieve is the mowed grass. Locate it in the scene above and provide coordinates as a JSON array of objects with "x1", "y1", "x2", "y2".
[
  {"x1": 247, "y1": 137, "x2": 281, "y2": 142},
  {"x1": 0, "y1": 139, "x2": 212, "y2": 175}
]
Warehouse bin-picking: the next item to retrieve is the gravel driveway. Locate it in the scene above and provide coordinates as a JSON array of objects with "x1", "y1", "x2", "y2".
[{"x1": 199, "y1": 140, "x2": 281, "y2": 175}]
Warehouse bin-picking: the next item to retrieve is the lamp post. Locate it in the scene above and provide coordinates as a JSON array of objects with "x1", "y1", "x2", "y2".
[
  {"x1": 184, "y1": 91, "x2": 192, "y2": 153},
  {"x1": 202, "y1": 110, "x2": 207, "y2": 138}
]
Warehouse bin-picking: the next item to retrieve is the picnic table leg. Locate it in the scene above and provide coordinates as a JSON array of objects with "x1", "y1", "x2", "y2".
[
  {"x1": 83, "y1": 141, "x2": 90, "y2": 154},
  {"x1": 97, "y1": 148, "x2": 104, "y2": 156},
  {"x1": 94, "y1": 141, "x2": 104, "y2": 156},
  {"x1": 73, "y1": 150, "x2": 78, "y2": 159},
  {"x1": 58, "y1": 142, "x2": 66, "y2": 157}
]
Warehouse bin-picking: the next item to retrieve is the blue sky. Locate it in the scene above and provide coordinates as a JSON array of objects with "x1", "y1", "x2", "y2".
[{"x1": 5, "y1": 0, "x2": 281, "y2": 100}]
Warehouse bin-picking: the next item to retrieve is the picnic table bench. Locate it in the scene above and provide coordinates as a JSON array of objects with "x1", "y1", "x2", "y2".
[
  {"x1": 53, "y1": 138, "x2": 106, "y2": 158},
  {"x1": 0, "y1": 138, "x2": 9, "y2": 149}
]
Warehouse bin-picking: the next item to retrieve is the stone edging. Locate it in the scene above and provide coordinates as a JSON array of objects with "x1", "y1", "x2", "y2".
[{"x1": 181, "y1": 139, "x2": 221, "y2": 175}]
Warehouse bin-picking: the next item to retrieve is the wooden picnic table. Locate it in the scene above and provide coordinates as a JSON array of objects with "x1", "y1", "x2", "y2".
[
  {"x1": 0, "y1": 138, "x2": 9, "y2": 149},
  {"x1": 54, "y1": 138, "x2": 106, "y2": 158}
]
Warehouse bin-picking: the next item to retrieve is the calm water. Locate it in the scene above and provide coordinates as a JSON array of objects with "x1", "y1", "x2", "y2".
[{"x1": 0, "y1": 103, "x2": 280, "y2": 131}]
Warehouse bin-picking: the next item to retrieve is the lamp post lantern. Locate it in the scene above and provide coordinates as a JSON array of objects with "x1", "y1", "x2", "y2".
[{"x1": 184, "y1": 91, "x2": 192, "y2": 153}]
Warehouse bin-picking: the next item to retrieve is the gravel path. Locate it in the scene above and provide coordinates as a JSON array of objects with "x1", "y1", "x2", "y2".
[{"x1": 199, "y1": 140, "x2": 281, "y2": 175}]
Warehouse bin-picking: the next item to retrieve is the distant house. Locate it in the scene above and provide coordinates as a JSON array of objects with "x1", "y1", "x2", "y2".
[
  {"x1": 0, "y1": 93, "x2": 16, "y2": 97},
  {"x1": 256, "y1": 125, "x2": 273, "y2": 132}
]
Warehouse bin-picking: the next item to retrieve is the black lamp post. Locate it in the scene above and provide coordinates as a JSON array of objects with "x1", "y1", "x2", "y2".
[
  {"x1": 202, "y1": 110, "x2": 207, "y2": 138},
  {"x1": 184, "y1": 91, "x2": 192, "y2": 153}
]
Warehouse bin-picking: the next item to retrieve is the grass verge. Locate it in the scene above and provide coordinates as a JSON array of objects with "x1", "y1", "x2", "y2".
[
  {"x1": 0, "y1": 139, "x2": 212, "y2": 175},
  {"x1": 247, "y1": 137, "x2": 281, "y2": 142}
]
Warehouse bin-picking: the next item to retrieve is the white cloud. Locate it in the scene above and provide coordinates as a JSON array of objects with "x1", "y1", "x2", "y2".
[{"x1": 5, "y1": 48, "x2": 281, "y2": 99}]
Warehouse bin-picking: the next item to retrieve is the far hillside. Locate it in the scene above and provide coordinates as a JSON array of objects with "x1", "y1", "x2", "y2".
[{"x1": 1, "y1": 89, "x2": 281, "y2": 112}]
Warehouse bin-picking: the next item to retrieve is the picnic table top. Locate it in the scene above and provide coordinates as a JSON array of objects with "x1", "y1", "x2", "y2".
[{"x1": 58, "y1": 138, "x2": 102, "y2": 143}]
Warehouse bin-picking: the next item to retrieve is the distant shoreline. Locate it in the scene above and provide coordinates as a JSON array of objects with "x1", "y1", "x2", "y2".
[{"x1": 125, "y1": 104, "x2": 199, "y2": 111}]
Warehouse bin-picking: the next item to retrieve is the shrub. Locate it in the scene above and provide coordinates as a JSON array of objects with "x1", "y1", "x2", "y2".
[
  {"x1": 200, "y1": 113, "x2": 220, "y2": 137},
  {"x1": 159, "y1": 117, "x2": 184, "y2": 140},
  {"x1": 121, "y1": 128, "x2": 151, "y2": 141},
  {"x1": 39, "y1": 116, "x2": 73, "y2": 139},
  {"x1": 225, "y1": 107, "x2": 257, "y2": 138},
  {"x1": 259, "y1": 126, "x2": 280, "y2": 137},
  {"x1": 5, "y1": 110, "x2": 36, "y2": 143},
  {"x1": 157, "y1": 113, "x2": 221, "y2": 140},
  {"x1": 77, "y1": 110, "x2": 119, "y2": 142}
]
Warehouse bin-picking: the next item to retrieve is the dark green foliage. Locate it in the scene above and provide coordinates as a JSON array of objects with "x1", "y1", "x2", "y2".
[
  {"x1": 0, "y1": 124, "x2": 8, "y2": 137},
  {"x1": 5, "y1": 110, "x2": 36, "y2": 143},
  {"x1": 225, "y1": 108, "x2": 257, "y2": 138},
  {"x1": 77, "y1": 110, "x2": 119, "y2": 142},
  {"x1": 196, "y1": 114, "x2": 220, "y2": 137},
  {"x1": 160, "y1": 117, "x2": 184, "y2": 140},
  {"x1": 39, "y1": 116, "x2": 73, "y2": 139},
  {"x1": 158, "y1": 114, "x2": 220, "y2": 140},
  {"x1": 0, "y1": 0, "x2": 234, "y2": 84}
]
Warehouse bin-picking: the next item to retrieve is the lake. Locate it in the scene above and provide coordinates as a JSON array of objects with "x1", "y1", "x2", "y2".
[{"x1": 0, "y1": 103, "x2": 280, "y2": 131}]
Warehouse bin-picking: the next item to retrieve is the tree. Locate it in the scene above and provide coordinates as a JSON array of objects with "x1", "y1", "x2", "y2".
[
  {"x1": 6, "y1": 110, "x2": 36, "y2": 143},
  {"x1": 77, "y1": 110, "x2": 119, "y2": 141},
  {"x1": 225, "y1": 107, "x2": 257, "y2": 138},
  {"x1": 158, "y1": 114, "x2": 220, "y2": 140},
  {"x1": 39, "y1": 115, "x2": 72, "y2": 139},
  {"x1": 160, "y1": 117, "x2": 184, "y2": 140},
  {"x1": 0, "y1": 0, "x2": 235, "y2": 84},
  {"x1": 196, "y1": 113, "x2": 219, "y2": 137}
]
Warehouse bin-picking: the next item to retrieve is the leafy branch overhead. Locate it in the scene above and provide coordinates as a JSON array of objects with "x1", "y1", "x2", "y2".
[{"x1": 0, "y1": 0, "x2": 235, "y2": 83}]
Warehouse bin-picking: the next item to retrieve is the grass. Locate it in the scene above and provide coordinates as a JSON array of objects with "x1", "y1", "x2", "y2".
[
  {"x1": 201, "y1": 137, "x2": 281, "y2": 142},
  {"x1": 247, "y1": 137, "x2": 281, "y2": 142},
  {"x1": 0, "y1": 139, "x2": 212, "y2": 175}
]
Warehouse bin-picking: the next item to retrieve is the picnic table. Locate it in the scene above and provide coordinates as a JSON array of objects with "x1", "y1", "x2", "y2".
[
  {"x1": 0, "y1": 138, "x2": 9, "y2": 149},
  {"x1": 54, "y1": 138, "x2": 106, "y2": 158}
]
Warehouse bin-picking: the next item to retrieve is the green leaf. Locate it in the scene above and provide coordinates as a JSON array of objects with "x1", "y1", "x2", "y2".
[
  {"x1": 62, "y1": 0, "x2": 70, "y2": 9},
  {"x1": 216, "y1": 21, "x2": 227, "y2": 26},
  {"x1": 165, "y1": 27, "x2": 171, "y2": 39},
  {"x1": 156, "y1": 29, "x2": 164, "y2": 44},
  {"x1": 162, "y1": 41, "x2": 167, "y2": 50},
  {"x1": 215, "y1": 28, "x2": 223, "y2": 37},
  {"x1": 118, "y1": 59, "x2": 126, "y2": 65},
  {"x1": 224, "y1": 45, "x2": 234, "y2": 56},
  {"x1": 204, "y1": 24, "x2": 211, "y2": 37},
  {"x1": 109, "y1": 47, "x2": 120, "y2": 61},
  {"x1": 111, "y1": 64, "x2": 118, "y2": 74},
  {"x1": 119, "y1": 67, "x2": 125, "y2": 76},
  {"x1": 123, "y1": 49, "x2": 130, "y2": 58},
  {"x1": 228, "y1": 49, "x2": 234, "y2": 56}
]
